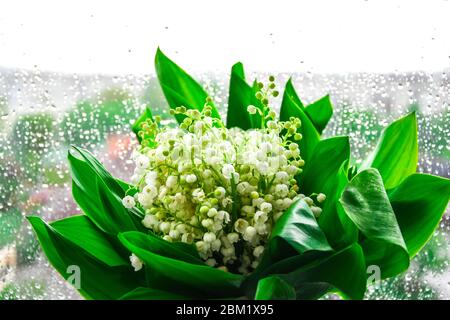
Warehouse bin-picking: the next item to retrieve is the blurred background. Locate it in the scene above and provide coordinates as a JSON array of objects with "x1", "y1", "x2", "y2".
[{"x1": 0, "y1": 0, "x2": 449, "y2": 299}]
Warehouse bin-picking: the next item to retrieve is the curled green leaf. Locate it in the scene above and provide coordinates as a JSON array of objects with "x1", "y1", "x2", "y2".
[
  {"x1": 340, "y1": 168, "x2": 410, "y2": 278},
  {"x1": 388, "y1": 173, "x2": 450, "y2": 257}
]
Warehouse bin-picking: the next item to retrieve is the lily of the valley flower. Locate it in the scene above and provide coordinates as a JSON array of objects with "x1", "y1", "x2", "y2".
[{"x1": 124, "y1": 95, "x2": 324, "y2": 274}]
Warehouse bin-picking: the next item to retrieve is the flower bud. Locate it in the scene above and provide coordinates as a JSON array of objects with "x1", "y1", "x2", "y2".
[
  {"x1": 185, "y1": 174, "x2": 197, "y2": 183},
  {"x1": 205, "y1": 258, "x2": 216, "y2": 267},
  {"x1": 234, "y1": 218, "x2": 249, "y2": 234},
  {"x1": 221, "y1": 246, "x2": 235, "y2": 257},
  {"x1": 130, "y1": 254, "x2": 143, "y2": 271},
  {"x1": 181, "y1": 233, "x2": 194, "y2": 244},
  {"x1": 253, "y1": 245, "x2": 265, "y2": 258},
  {"x1": 311, "y1": 206, "x2": 322, "y2": 218},
  {"x1": 203, "y1": 232, "x2": 216, "y2": 243},
  {"x1": 304, "y1": 197, "x2": 314, "y2": 206},
  {"x1": 248, "y1": 191, "x2": 258, "y2": 199},
  {"x1": 169, "y1": 229, "x2": 180, "y2": 240},
  {"x1": 196, "y1": 241, "x2": 210, "y2": 254},
  {"x1": 199, "y1": 205, "x2": 210, "y2": 215},
  {"x1": 214, "y1": 187, "x2": 226, "y2": 198},
  {"x1": 142, "y1": 214, "x2": 158, "y2": 228},
  {"x1": 207, "y1": 208, "x2": 218, "y2": 218},
  {"x1": 159, "y1": 222, "x2": 171, "y2": 234},
  {"x1": 254, "y1": 211, "x2": 268, "y2": 224},
  {"x1": 222, "y1": 164, "x2": 235, "y2": 179},
  {"x1": 201, "y1": 218, "x2": 214, "y2": 229},
  {"x1": 227, "y1": 233, "x2": 239, "y2": 244},
  {"x1": 122, "y1": 195, "x2": 136, "y2": 209},
  {"x1": 260, "y1": 202, "x2": 273, "y2": 213},
  {"x1": 247, "y1": 105, "x2": 257, "y2": 115},
  {"x1": 317, "y1": 193, "x2": 326, "y2": 203},
  {"x1": 211, "y1": 239, "x2": 222, "y2": 251},
  {"x1": 243, "y1": 226, "x2": 257, "y2": 242}
]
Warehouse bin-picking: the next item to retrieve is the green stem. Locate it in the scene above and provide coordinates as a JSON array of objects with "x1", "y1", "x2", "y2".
[{"x1": 230, "y1": 173, "x2": 239, "y2": 224}]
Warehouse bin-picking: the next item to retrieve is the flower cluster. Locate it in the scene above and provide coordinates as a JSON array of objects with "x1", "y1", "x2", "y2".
[{"x1": 123, "y1": 79, "x2": 325, "y2": 274}]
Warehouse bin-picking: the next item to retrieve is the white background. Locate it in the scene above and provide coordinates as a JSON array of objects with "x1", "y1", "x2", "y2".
[{"x1": 0, "y1": 0, "x2": 449, "y2": 74}]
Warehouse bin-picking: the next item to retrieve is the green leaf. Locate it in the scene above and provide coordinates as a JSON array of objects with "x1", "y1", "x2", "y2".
[
  {"x1": 132, "y1": 106, "x2": 155, "y2": 145},
  {"x1": 294, "y1": 283, "x2": 332, "y2": 300},
  {"x1": 255, "y1": 276, "x2": 296, "y2": 300},
  {"x1": 281, "y1": 243, "x2": 367, "y2": 299},
  {"x1": 244, "y1": 250, "x2": 326, "y2": 296},
  {"x1": 248, "y1": 243, "x2": 367, "y2": 300},
  {"x1": 96, "y1": 176, "x2": 142, "y2": 232},
  {"x1": 226, "y1": 62, "x2": 263, "y2": 129},
  {"x1": 119, "y1": 287, "x2": 190, "y2": 300},
  {"x1": 68, "y1": 147, "x2": 143, "y2": 235},
  {"x1": 69, "y1": 146, "x2": 122, "y2": 196},
  {"x1": 283, "y1": 78, "x2": 305, "y2": 109},
  {"x1": 132, "y1": 230, "x2": 203, "y2": 265},
  {"x1": 340, "y1": 168, "x2": 409, "y2": 278},
  {"x1": 118, "y1": 231, "x2": 244, "y2": 299},
  {"x1": 280, "y1": 82, "x2": 320, "y2": 162},
  {"x1": 301, "y1": 137, "x2": 357, "y2": 248},
  {"x1": 50, "y1": 215, "x2": 128, "y2": 267},
  {"x1": 388, "y1": 173, "x2": 450, "y2": 257},
  {"x1": 280, "y1": 79, "x2": 332, "y2": 134},
  {"x1": 361, "y1": 112, "x2": 418, "y2": 189},
  {"x1": 305, "y1": 95, "x2": 333, "y2": 134},
  {"x1": 258, "y1": 200, "x2": 332, "y2": 270},
  {"x1": 27, "y1": 216, "x2": 144, "y2": 300},
  {"x1": 155, "y1": 48, "x2": 220, "y2": 123},
  {"x1": 115, "y1": 178, "x2": 135, "y2": 194}
]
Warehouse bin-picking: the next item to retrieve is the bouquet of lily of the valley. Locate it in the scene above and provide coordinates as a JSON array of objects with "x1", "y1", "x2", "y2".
[{"x1": 29, "y1": 49, "x2": 450, "y2": 300}]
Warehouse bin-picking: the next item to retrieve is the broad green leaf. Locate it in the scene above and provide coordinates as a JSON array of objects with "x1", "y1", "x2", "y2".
[
  {"x1": 50, "y1": 215, "x2": 127, "y2": 267},
  {"x1": 255, "y1": 276, "x2": 296, "y2": 300},
  {"x1": 361, "y1": 112, "x2": 418, "y2": 189},
  {"x1": 27, "y1": 216, "x2": 144, "y2": 300},
  {"x1": 244, "y1": 250, "x2": 328, "y2": 295},
  {"x1": 227, "y1": 62, "x2": 250, "y2": 129},
  {"x1": 232, "y1": 62, "x2": 244, "y2": 78},
  {"x1": 155, "y1": 48, "x2": 220, "y2": 123},
  {"x1": 269, "y1": 199, "x2": 332, "y2": 254},
  {"x1": 96, "y1": 176, "x2": 141, "y2": 232},
  {"x1": 281, "y1": 79, "x2": 332, "y2": 134},
  {"x1": 71, "y1": 181, "x2": 110, "y2": 233},
  {"x1": 68, "y1": 147, "x2": 143, "y2": 235},
  {"x1": 226, "y1": 62, "x2": 263, "y2": 129},
  {"x1": 301, "y1": 137, "x2": 357, "y2": 248},
  {"x1": 134, "y1": 231, "x2": 203, "y2": 265},
  {"x1": 69, "y1": 153, "x2": 119, "y2": 235},
  {"x1": 340, "y1": 168, "x2": 409, "y2": 278},
  {"x1": 258, "y1": 199, "x2": 332, "y2": 270},
  {"x1": 69, "y1": 146, "x2": 122, "y2": 196},
  {"x1": 247, "y1": 243, "x2": 366, "y2": 300},
  {"x1": 305, "y1": 95, "x2": 333, "y2": 134},
  {"x1": 280, "y1": 243, "x2": 367, "y2": 299},
  {"x1": 283, "y1": 78, "x2": 305, "y2": 109},
  {"x1": 388, "y1": 173, "x2": 450, "y2": 257},
  {"x1": 280, "y1": 85, "x2": 320, "y2": 162},
  {"x1": 132, "y1": 106, "x2": 155, "y2": 145},
  {"x1": 119, "y1": 287, "x2": 189, "y2": 300},
  {"x1": 118, "y1": 231, "x2": 244, "y2": 299},
  {"x1": 115, "y1": 178, "x2": 135, "y2": 194}
]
